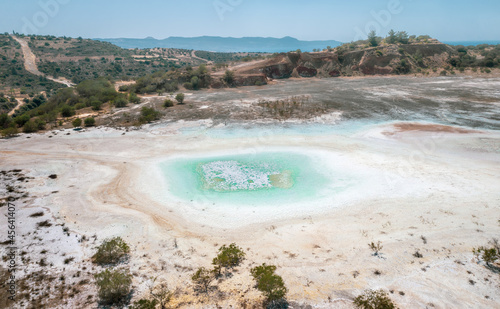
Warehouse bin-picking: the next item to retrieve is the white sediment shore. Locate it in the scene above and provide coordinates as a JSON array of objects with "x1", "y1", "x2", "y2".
[{"x1": 1, "y1": 118, "x2": 499, "y2": 308}]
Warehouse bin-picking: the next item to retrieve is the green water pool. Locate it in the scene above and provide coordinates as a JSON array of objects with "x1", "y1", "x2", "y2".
[{"x1": 160, "y1": 151, "x2": 337, "y2": 206}]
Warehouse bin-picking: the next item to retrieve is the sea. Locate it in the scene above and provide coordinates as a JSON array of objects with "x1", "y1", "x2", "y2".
[{"x1": 444, "y1": 40, "x2": 500, "y2": 46}]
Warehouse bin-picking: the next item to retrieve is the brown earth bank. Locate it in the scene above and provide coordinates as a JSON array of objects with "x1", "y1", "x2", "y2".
[{"x1": 214, "y1": 43, "x2": 499, "y2": 87}]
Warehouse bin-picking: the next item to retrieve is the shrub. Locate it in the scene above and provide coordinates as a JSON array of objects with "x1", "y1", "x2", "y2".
[
  {"x1": 139, "y1": 107, "x2": 161, "y2": 124},
  {"x1": 14, "y1": 114, "x2": 30, "y2": 127},
  {"x1": 251, "y1": 264, "x2": 287, "y2": 304},
  {"x1": 175, "y1": 93, "x2": 185, "y2": 104},
  {"x1": 148, "y1": 279, "x2": 173, "y2": 309},
  {"x1": 129, "y1": 92, "x2": 141, "y2": 104},
  {"x1": 191, "y1": 267, "x2": 213, "y2": 293},
  {"x1": 61, "y1": 105, "x2": 75, "y2": 117},
  {"x1": 35, "y1": 119, "x2": 46, "y2": 130},
  {"x1": 223, "y1": 70, "x2": 235, "y2": 85},
  {"x1": 440, "y1": 70, "x2": 448, "y2": 76},
  {"x1": 23, "y1": 120, "x2": 38, "y2": 133},
  {"x1": 163, "y1": 99, "x2": 174, "y2": 108},
  {"x1": 369, "y1": 241, "x2": 383, "y2": 256},
  {"x1": 114, "y1": 97, "x2": 128, "y2": 108},
  {"x1": 212, "y1": 243, "x2": 245, "y2": 276},
  {"x1": 84, "y1": 117, "x2": 95, "y2": 127},
  {"x1": 72, "y1": 118, "x2": 82, "y2": 127},
  {"x1": 473, "y1": 239, "x2": 499, "y2": 268},
  {"x1": 94, "y1": 269, "x2": 132, "y2": 305},
  {"x1": 92, "y1": 237, "x2": 129, "y2": 265},
  {"x1": 130, "y1": 299, "x2": 158, "y2": 309},
  {"x1": 1, "y1": 126, "x2": 18, "y2": 137},
  {"x1": 353, "y1": 289, "x2": 396, "y2": 309},
  {"x1": 74, "y1": 102, "x2": 86, "y2": 110},
  {"x1": 91, "y1": 101, "x2": 102, "y2": 111}
]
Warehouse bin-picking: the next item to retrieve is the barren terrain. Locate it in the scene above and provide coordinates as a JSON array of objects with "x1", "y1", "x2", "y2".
[{"x1": 1, "y1": 76, "x2": 499, "y2": 308}]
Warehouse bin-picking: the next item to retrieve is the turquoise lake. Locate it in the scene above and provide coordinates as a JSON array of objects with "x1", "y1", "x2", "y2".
[{"x1": 160, "y1": 151, "x2": 343, "y2": 206}]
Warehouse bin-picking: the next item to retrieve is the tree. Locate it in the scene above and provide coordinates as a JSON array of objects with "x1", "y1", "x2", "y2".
[
  {"x1": 92, "y1": 237, "x2": 129, "y2": 265},
  {"x1": 191, "y1": 267, "x2": 213, "y2": 293},
  {"x1": 84, "y1": 117, "x2": 96, "y2": 127},
  {"x1": 353, "y1": 289, "x2": 396, "y2": 309},
  {"x1": 191, "y1": 76, "x2": 199, "y2": 90},
  {"x1": 251, "y1": 264, "x2": 287, "y2": 304},
  {"x1": 94, "y1": 269, "x2": 132, "y2": 305},
  {"x1": 14, "y1": 114, "x2": 30, "y2": 127},
  {"x1": 0, "y1": 113, "x2": 13, "y2": 129},
  {"x1": 396, "y1": 31, "x2": 409, "y2": 44},
  {"x1": 61, "y1": 105, "x2": 75, "y2": 117},
  {"x1": 386, "y1": 29, "x2": 397, "y2": 44},
  {"x1": 175, "y1": 93, "x2": 185, "y2": 104},
  {"x1": 368, "y1": 30, "x2": 378, "y2": 47},
  {"x1": 223, "y1": 70, "x2": 235, "y2": 85},
  {"x1": 212, "y1": 243, "x2": 246, "y2": 276},
  {"x1": 72, "y1": 118, "x2": 82, "y2": 127}
]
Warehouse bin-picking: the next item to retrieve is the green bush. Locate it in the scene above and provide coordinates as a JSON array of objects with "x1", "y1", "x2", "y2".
[
  {"x1": 191, "y1": 267, "x2": 214, "y2": 293},
  {"x1": 139, "y1": 107, "x2": 161, "y2": 124},
  {"x1": 74, "y1": 102, "x2": 87, "y2": 110},
  {"x1": 114, "y1": 97, "x2": 128, "y2": 108},
  {"x1": 94, "y1": 269, "x2": 132, "y2": 305},
  {"x1": 35, "y1": 119, "x2": 46, "y2": 130},
  {"x1": 175, "y1": 93, "x2": 185, "y2": 104},
  {"x1": 14, "y1": 114, "x2": 30, "y2": 127},
  {"x1": 1, "y1": 126, "x2": 18, "y2": 137},
  {"x1": 72, "y1": 118, "x2": 82, "y2": 127},
  {"x1": 473, "y1": 239, "x2": 499, "y2": 267},
  {"x1": 163, "y1": 99, "x2": 174, "y2": 108},
  {"x1": 61, "y1": 105, "x2": 75, "y2": 117},
  {"x1": 223, "y1": 70, "x2": 235, "y2": 85},
  {"x1": 129, "y1": 92, "x2": 141, "y2": 104},
  {"x1": 23, "y1": 120, "x2": 38, "y2": 133},
  {"x1": 130, "y1": 299, "x2": 158, "y2": 309},
  {"x1": 84, "y1": 117, "x2": 96, "y2": 127},
  {"x1": 91, "y1": 101, "x2": 102, "y2": 111},
  {"x1": 212, "y1": 243, "x2": 245, "y2": 276},
  {"x1": 251, "y1": 263, "x2": 287, "y2": 303},
  {"x1": 92, "y1": 237, "x2": 129, "y2": 265},
  {"x1": 353, "y1": 289, "x2": 396, "y2": 309}
]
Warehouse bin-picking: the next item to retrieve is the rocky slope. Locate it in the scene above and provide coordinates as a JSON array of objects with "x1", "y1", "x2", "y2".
[{"x1": 228, "y1": 43, "x2": 458, "y2": 83}]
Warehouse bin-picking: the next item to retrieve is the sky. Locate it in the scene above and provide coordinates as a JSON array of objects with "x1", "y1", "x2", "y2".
[{"x1": 1, "y1": 0, "x2": 499, "y2": 42}]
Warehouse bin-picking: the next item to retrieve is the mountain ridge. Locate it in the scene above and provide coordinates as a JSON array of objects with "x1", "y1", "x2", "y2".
[{"x1": 96, "y1": 36, "x2": 343, "y2": 53}]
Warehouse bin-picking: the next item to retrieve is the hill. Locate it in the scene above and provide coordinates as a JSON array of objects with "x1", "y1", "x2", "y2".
[{"x1": 96, "y1": 36, "x2": 343, "y2": 53}]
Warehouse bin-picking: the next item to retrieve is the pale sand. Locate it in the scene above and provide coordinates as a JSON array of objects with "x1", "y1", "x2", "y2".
[{"x1": 1, "y1": 121, "x2": 499, "y2": 308}]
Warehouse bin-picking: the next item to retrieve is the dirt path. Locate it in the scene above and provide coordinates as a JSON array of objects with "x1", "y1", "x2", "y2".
[
  {"x1": 8, "y1": 98, "x2": 26, "y2": 116},
  {"x1": 12, "y1": 35, "x2": 75, "y2": 87},
  {"x1": 190, "y1": 50, "x2": 208, "y2": 63}
]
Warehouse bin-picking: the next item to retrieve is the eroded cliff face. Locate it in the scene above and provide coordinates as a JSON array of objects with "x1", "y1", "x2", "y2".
[
  {"x1": 211, "y1": 43, "x2": 457, "y2": 87},
  {"x1": 258, "y1": 43, "x2": 457, "y2": 79}
]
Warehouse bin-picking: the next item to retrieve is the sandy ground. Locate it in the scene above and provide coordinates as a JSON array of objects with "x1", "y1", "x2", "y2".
[{"x1": 1, "y1": 114, "x2": 499, "y2": 308}]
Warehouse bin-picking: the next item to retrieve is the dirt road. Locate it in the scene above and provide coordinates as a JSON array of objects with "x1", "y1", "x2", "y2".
[{"x1": 12, "y1": 35, "x2": 74, "y2": 87}]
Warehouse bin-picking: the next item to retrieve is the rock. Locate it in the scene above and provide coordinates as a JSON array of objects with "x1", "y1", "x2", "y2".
[{"x1": 296, "y1": 66, "x2": 317, "y2": 77}]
